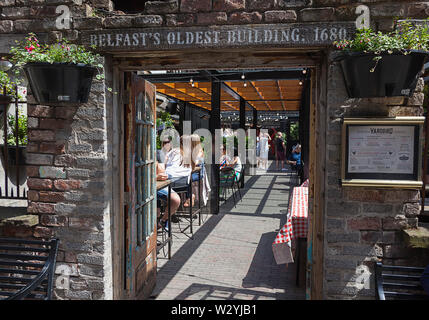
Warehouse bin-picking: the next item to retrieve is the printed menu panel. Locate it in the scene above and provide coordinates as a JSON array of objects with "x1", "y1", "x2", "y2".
[{"x1": 348, "y1": 125, "x2": 414, "y2": 174}]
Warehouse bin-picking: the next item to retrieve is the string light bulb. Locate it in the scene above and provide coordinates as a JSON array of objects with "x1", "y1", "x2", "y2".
[
  {"x1": 243, "y1": 81, "x2": 247, "y2": 87},
  {"x1": 299, "y1": 80, "x2": 303, "y2": 85},
  {"x1": 241, "y1": 73, "x2": 245, "y2": 80},
  {"x1": 302, "y1": 69, "x2": 307, "y2": 74}
]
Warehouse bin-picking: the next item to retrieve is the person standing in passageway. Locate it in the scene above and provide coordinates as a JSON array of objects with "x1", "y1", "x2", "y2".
[
  {"x1": 258, "y1": 130, "x2": 270, "y2": 170},
  {"x1": 274, "y1": 131, "x2": 286, "y2": 171}
]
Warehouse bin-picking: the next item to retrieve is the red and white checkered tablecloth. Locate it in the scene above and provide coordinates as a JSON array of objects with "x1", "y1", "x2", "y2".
[{"x1": 272, "y1": 186, "x2": 308, "y2": 264}]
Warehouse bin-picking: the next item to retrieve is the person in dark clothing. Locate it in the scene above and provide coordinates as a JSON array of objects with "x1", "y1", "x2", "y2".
[{"x1": 274, "y1": 131, "x2": 286, "y2": 171}]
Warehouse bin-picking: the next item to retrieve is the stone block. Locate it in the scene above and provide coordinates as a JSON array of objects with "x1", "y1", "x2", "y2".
[
  {"x1": 77, "y1": 253, "x2": 104, "y2": 265},
  {"x1": 103, "y1": 16, "x2": 133, "y2": 28},
  {"x1": 165, "y1": 13, "x2": 195, "y2": 26},
  {"x1": 38, "y1": 191, "x2": 65, "y2": 202},
  {"x1": 370, "y1": 3, "x2": 406, "y2": 17},
  {"x1": 180, "y1": 0, "x2": 211, "y2": 13},
  {"x1": 39, "y1": 166, "x2": 67, "y2": 179},
  {"x1": 33, "y1": 226, "x2": 54, "y2": 238},
  {"x1": 196, "y1": 12, "x2": 228, "y2": 25},
  {"x1": 327, "y1": 201, "x2": 360, "y2": 217},
  {"x1": 27, "y1": 105, "x2": 54, "y2": 118},
  {"x1": 27, "y1": 178, "x2": 53, "y2": 190},
  {"x1": 54, "y1": 179, "x2": 81, "y2": 191},
  {"x1": 27, "y1": 202, "x2": 55, "y2": 214},
  {"x1": 361, "y1": 231, "x2": 382, "y2": 243},
  {"x1": 0, "y1": 20, "x2": 13, "y2": 33},
  {"x1": 327, "y1": 232, "x2": 360, "y2": 243},
  {"x1": 39, "y1": 142, "x2": 65, "y2": 154},
  {"x1": 145, "y1": 0, "x2": 179, "y2": 14},
  {"x1": 213, "y1": 0, "x2": 245, "y2": 12},
  {"x1": 54, "y1": 203, "x2": 77, "y2": 215},
  {"x1": 73, "y1": 17, "x2": 103, "y2": 30},
  {"x1": 402, "y1": 227, "x2": 429, "y2": 249},
  {"x1": 265, "y1": 10, "x2": 297, "y2": 23},
  {"x1": 54, "y1": 155, "x2": 75, "y2": 167},
  {"x1": 248, "y1": 0, "x2": 276, "y2": 10},
  {"x1": 76, "y1": 157, "x2": 105, "y2": 167},
  {"x1": 78, "y1": 264, "x2": 104, "y2": 277},
  {"x1": 278, "y1": 0, "x2": 308, "y2": 7},
  {"x1": 362, "y1": 203, "x2": 393, "y2": 214},
  {"x1": 301, "y1": 7, "x2": 335, "y2": 22},
  {"x1": 326, "y1": 258, "x2": 357, "y2": 269},
  {"x1": 26, "y1": 153, "x2": 54, "y2": 165},
  {"x1": 228, "y1": 11, "x2": 262, "y2": 24},
  {"x1": 55, "y1": 262, "x2": 79, "y2": 276},
  {"x1": 347, "y1": 217, "x2": 381, "y2": 231},
  {"x1": 40, "y1": 214, "x2": 67, "y2": 227},
  {"x1": 29, "y1": 130, "x2": 55, "y2": 142},
  {"x1": 382, "y1": 216, "x2": 409, "y2": 230},
  {"x1": 133, "y1": 15, "x2": 163, "y2": 27}
]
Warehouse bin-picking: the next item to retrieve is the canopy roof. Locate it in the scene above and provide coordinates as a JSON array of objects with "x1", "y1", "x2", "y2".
[{"x1": 142, "y1": 69, "x2": 307, "y2": 112}]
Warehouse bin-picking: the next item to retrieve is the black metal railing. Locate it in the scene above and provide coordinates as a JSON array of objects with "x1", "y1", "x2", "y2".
[{"x1": 0, "y1": 85, "x2": 27, "y2": 200}]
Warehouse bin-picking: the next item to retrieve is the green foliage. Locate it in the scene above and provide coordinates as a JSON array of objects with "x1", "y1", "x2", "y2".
[
  {"x1": 290, "y1": 122, "x2": 299, "y2": 141},
  {"x1": 156, "y1": 111, "x2": 174, "y2": 129},
  {"x1": 156, "y1": 111, "x2": 174, "y2": 150},
  {"x1": 333, "y1": 19, "x2": 429, "y2": 54},
  {"x1": 0, "y1": 71, "x2": 19, "y2": 98},
  {"x1": 7, "y1": 111, "x2": 27, "y2": 146},
  {"x1": 10, "y1": 33, "x2": 102, "y2": 66}
]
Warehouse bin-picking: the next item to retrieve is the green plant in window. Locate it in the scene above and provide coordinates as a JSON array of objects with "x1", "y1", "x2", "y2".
[
  {"x1": 290, "y1": 122, "x2": 299, "y2": 141},
  {"x1": 7, "y1": 112, "x2": 27, "y2": 146}
]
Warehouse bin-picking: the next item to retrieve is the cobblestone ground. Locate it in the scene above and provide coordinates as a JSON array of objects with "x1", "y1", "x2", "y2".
[{"x1": 152, "y1": 162, "x2": 306, "y2": 300}]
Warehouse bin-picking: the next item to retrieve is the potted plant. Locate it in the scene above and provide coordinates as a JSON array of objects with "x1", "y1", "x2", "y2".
[
  {"x1": 9, "y1": 33, "x2": 103, "y2": 106},
  {"x1": 0, "y1": 111, "x2": 27, "y2": 166},
  {"x1": 333, "y1": 20, "x2": 429, "y2": 98}
]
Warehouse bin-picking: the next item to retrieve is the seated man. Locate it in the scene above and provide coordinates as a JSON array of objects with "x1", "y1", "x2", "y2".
[
  {"x1": 286, "y1": 144, "x2": 303, "y2": 181},
  {"x1": 156, "y1": 162, "x2": 180, "y2": 232}
]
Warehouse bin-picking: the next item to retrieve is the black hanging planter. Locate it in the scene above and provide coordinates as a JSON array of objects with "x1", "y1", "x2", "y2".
[
  {"x1": 23, "y1": 62, "x2": 96, "y2": 106},
  {"x1": 337, "y1": 50, "x2": 428, "y2": 98},
  {"x1": 0, "y1": 145, "x2": 26, "y2": 166}
]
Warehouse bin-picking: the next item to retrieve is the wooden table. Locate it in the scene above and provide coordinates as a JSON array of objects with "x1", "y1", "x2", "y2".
[
  {"x1": 272, "y1": 186, "x2": 308, "y2": 264},
  {"x1": 156, "y1": 179, "x2": 172, "y2": 259}
]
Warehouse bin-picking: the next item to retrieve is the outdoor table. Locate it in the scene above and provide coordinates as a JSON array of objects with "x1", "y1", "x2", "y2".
[
  {"x1": 156, "y1": 179, "x2": 172, "y2": 259},
  {"x1": 272, "y1": 186, "x2": 308, "y2": 265}
]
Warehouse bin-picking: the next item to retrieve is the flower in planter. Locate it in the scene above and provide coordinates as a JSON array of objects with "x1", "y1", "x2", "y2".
[
  {"x1": 8, "y1": 33, "x2": 106, "y2": 105},
  {"x1": 9, "y1": 33, "x2": 102, "y2": 69}
]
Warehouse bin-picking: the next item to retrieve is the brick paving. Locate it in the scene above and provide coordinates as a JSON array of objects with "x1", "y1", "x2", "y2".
[{"x1": 152, "y1": 163, "x2": 306, "y2": 300}]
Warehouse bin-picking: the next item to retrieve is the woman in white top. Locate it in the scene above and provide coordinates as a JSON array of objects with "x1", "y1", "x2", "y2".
[{"x1": 162, "y1": 136, "x2": 191, "y2": 181}]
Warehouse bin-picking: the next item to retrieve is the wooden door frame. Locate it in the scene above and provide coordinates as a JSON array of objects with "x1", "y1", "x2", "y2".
[{"x1": 109, "y1": 48, "x2": 327, "y2": 300}]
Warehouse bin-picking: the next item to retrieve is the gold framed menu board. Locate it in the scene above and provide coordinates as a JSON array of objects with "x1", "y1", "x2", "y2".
[{"x1": 341, "y1": 117, "x2": 425, "y2": 188}]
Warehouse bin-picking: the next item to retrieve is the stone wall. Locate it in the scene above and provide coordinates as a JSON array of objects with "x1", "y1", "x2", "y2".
[
  {"x1": 324, "y1": 53, "x2": 429, "y2": 299},
  {"x1": 23, "y1": 73, "x2": 112, "y2": 299},
  {"x1": 1, "y1": 0, "x2": 428, "y2": 300}
]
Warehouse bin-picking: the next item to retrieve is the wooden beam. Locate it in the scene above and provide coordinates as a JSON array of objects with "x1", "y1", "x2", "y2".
[
  {"x1": 209, "y1": 80, "x2": 221, "y2": 215},
  {"x1": 249, "y1": 81, "x2": 271, "y2": 111},
  {"x1": 276, "y1": 80, "x2": 286, "y2": 111}
]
